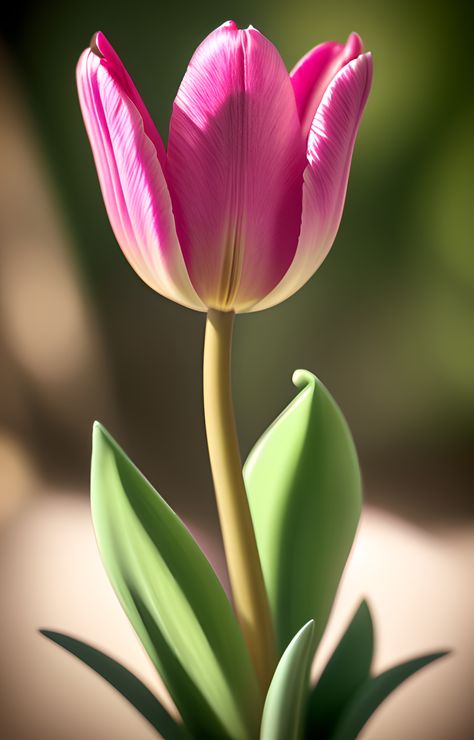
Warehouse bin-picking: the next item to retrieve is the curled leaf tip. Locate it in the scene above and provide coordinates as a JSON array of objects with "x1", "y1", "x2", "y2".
[{"x1": 292, "y1": 369, "x2": 316, "y2": 391}]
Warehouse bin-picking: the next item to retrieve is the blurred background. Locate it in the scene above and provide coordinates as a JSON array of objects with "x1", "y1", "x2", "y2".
[{"x1": 0, "y1": 0, "x2": 472, "y2": 738}]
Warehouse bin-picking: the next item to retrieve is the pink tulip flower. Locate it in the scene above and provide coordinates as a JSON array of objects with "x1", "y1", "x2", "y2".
[{"x1": 77, "y1": 22, "x2": 372, "y2": 312}]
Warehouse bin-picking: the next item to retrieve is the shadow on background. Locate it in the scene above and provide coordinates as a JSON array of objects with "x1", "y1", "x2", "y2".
[{"x1": 0, "y1": 0, "x2": 473, "y2": 738}]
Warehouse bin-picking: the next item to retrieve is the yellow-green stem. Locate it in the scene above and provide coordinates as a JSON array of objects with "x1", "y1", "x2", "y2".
[{"x1": 203, "y1": 309, "x2": 276, "y2": 694}]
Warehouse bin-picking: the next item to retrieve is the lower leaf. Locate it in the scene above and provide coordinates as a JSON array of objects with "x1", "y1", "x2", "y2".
[
  {"x1": 40, "y1": 630, "x2": 188, "y2": 739},
  {"x1": 306, "y1": 600, "x2": 373, "y2": 737},
  {"x1": 331, "y1": 652, "x2": 449, "y2": 740},
  {"x1": 260, "y1": 621, "x2": 316, "y2": 740},
  {"x1": 91, "y1": 423, "x2": 259, "y2": 739}
]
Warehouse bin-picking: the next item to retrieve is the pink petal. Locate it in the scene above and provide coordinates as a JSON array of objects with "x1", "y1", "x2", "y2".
[
  {"x1": 251, "y1": 53, "x2": 373, "y2": 312},
  {"x1": 76, "y1": 35, "x2": 204, "y2": 310},
  {"x1": 92, "y1": 32, "x2": 168, "y2": 171},
  {"x1": 167, "y1": 21, "x2": 306, "y2": 312},
  {"x1": 290, "y1": 33, "x2": 363, "y2": 139}
]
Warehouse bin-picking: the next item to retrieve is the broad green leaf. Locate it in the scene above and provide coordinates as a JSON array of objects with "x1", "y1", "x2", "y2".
[
  {"x1": 331, "y1": 652, "x2": 449, "y2": 740},
  {"x1": 244, "y1": 370, "x2": 362, "y2": 654},
  {"x1": 40, "y1": 630, "x2": 187, "y2": 739},
  {"x1": 306, "y1": 600, "x2": 374, "y2": 737},
  {"x1": 260, "y1": 621, "x2": 316, "y2": 740},
  {"x1": 91, "y1": 423, "x2": 259, "y2": 740}
]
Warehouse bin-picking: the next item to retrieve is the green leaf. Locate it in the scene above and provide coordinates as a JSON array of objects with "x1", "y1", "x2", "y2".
[
  {"x1": 331, "y1": 652, "x2": 449, "y2": 740},
  {"x1": 244, "y1": 370, "x2": 362, "y2": 654},
  {"x1": 91, "y1": 423, "x2": 259, "y2": 740},
  {"x1": 306, "y1": 600, "x2": 374, "y2": 737},
  {"x1": 260, "y1": 621, "x2": 316, "y2": 740},
  {"x1": 40, "y1": 630, "x2": 187, "y2": 739}
]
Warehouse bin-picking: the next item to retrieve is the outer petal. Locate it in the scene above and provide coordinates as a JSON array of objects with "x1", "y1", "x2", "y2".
[
  {"x1": 251, "y1": 53, "x2": 373, "y2": 312},
  {"x1": 290, "y1": 33, "x2": 363, "y2": 139},
  {"x1": 167, "y1": 21, "x2": 306, "y2": 312},
  {"x1": 77, "y1": 34, "x2": 204, "y2": 310}
]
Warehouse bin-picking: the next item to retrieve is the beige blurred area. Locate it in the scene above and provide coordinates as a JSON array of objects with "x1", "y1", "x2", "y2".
[
  {"x1": 1, "y1": 495, "x2": 473, "y2": 739},
  {"x1": 0, "y1": 41, "x2": 114, "y2": 520},
  {"x1": 0, "y1": 1, "x2": 473, "y2": 737}
]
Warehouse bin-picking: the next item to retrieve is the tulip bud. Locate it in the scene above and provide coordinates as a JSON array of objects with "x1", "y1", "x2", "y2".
[{"x1": 77, "y1": 23, "x2": 372, "y2": 313}]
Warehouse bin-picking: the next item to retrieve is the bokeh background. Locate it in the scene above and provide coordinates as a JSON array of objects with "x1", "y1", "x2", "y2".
[{"x1": 0, "y1": 0, "x2": 473, "y2": 738}]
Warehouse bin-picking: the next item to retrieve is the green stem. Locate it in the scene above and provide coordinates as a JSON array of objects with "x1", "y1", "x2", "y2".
[{"x1": 203, "y1": 309, "x2": 276, "y2": 694}]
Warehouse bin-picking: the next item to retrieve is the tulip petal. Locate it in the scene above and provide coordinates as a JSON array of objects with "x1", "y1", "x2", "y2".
[
  {"x1": 290, "y1": 33, "x2": 363, "y2": 139},
  {"x1": 91, "y1": 32, "x2": 168, "y2": 169},
  {"x1": 77, "y1": 35, "x2": 204, "y2": 310},
  {"x1": 167, "y1": 21, "x2": 306, "y2": 311},
  {"x1": 251, "y1": 53, "x2": 372, "y2": 313}
]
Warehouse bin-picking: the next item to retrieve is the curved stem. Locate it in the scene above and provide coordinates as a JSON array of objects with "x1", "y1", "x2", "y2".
[{"x1": 203, "y1": 309, "x2": 276, "y2": 694}]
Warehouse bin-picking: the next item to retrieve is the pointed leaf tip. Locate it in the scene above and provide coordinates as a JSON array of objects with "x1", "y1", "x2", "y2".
[
  {"x1": 92, "y1": 421, "x2": 108, "y2": 452},
  {"x1": 298, "y1": 619, "x2": 315, "y2": 638},
  {"x1": 92, "y1": 419, "x2": 108, "y2": 442},
  {"x1": 260, "y1": 621, "x2": 316, "y2": 740}
]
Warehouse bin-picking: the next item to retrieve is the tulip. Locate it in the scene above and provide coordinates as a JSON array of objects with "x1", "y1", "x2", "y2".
[
  {"x1": 77, "y1": 23, "x2": 372, "y2": 313},
  {"x1": 76, "y1": 23, "x2": 373, "y2": 693}
]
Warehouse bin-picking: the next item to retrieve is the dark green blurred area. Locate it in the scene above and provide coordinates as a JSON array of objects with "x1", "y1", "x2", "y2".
[{"x1": 2, "y1": 0, "x2": 473, "y2": 525}]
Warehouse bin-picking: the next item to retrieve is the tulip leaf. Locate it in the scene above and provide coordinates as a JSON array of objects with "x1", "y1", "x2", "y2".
[
  {"x1": 306, "y1": 600, "x2": 374, "y2": 737},
  {"x1": 91, "y1": 423, "x2": 259, "y2": 740},
  {"x1": 260, "y1": 621, "x2": 316, "y2": 740},
  {"x1": 244, "y1": 370, "x2": 362, "y2": 654},
  {"x1": 40, "y1": 630, "x2": 187, "y2": 739},
  {"x1": 330, "y1": 652, "x2": 449, "y2": 740}
]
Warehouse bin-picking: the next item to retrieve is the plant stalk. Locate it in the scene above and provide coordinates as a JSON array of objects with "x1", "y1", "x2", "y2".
[{"x1": 203, "y1": 308, "x2": 276, "y2": 694}]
